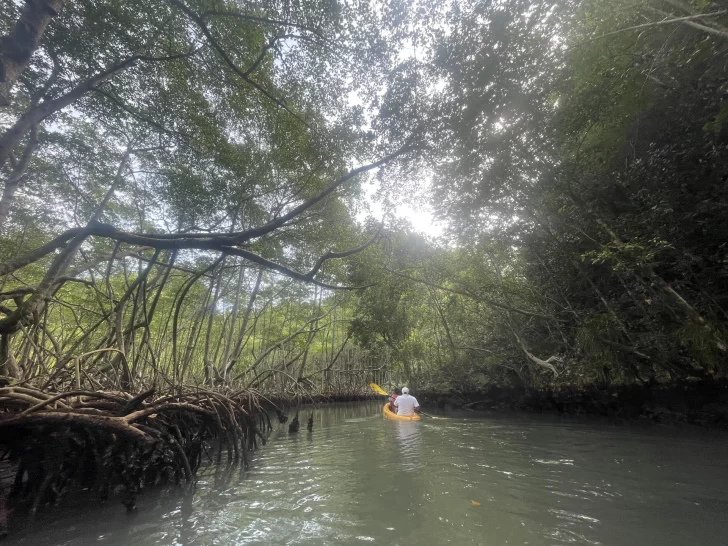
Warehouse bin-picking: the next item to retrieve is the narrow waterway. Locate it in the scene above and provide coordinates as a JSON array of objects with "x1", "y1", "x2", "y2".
[{"x1": 8, "y1": 401, "x2": 728, "y2": 545}]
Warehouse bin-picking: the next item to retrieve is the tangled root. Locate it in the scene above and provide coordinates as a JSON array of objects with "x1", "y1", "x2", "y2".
[{"x1": 0, "y1": 385, "x2": 271, "y2": 535}]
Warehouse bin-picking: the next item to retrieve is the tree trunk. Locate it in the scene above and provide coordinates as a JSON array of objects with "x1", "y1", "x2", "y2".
[
  {"x1": 218, "y1": 262, "x2": 244, "y2": 378},
  {"x1": 223, "y1": 267, "x2": 263, "y2": 381},
  {"x1": 0, "y1": 0, "x2": 64, "y2": 106},
  {"x1": 0, "y1": 333, "x2": 19, "y2": 378},
  {"x1": 203, "y1": 257, "x2": 226, "y2": 385}
]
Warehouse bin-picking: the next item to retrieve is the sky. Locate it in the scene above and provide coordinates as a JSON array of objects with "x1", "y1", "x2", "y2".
[
  {"x1": 395, "y1": 201, "x2": 444, "y2": 237},
  {"x1": 342, "y1": 27, "x2": 446, "y2": 240},
  {"x1": 358, "y1": 177, "x2": 445, "y2": 238}
]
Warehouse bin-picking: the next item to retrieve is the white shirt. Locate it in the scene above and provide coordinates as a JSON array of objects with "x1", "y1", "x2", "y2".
[{"x1": 394, "y1": 393, "x2": 420, "y2": 416}]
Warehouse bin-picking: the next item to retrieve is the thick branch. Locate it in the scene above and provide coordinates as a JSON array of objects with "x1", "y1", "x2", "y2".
[
  {"x1": 0, "y1": 227, "x2": 83, "y2": 276},
  {"x1": 0, "y1": 57, "x2": 136, "y2": 169},
  {"x1": 0, "y1": 152, "x2": 403, "y2": 295},
  {"x1": 0, "y1": 49, "x2": 199, "y2": 170},
  {"x1": 0, "y1": 412, "x2": 149, "y2": 442}
]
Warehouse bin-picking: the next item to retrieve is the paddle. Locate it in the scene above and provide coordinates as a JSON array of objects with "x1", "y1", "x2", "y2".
[
  {"x1": 369, "y1": 383, "x2": 388, "y2": 396},
  {"x1": 369, "y1": 382, "x2": 445, "y2": 419}
]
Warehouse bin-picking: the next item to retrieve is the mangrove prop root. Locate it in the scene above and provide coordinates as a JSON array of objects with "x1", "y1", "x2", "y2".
[
  {"x1": 0, "y1": 386, "x2": 270, "y2": 536},
  {"x1": 288, "y1": 411, "x2": 300, "y2": 433}
]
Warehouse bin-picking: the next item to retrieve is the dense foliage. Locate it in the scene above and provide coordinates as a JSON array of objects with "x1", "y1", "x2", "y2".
[
  {"x1": 368, "y1": 0, "x2": 728, "y2": 391},
  {"x1": 1, "y1": 0, "x2": 727, "y2": 395}
]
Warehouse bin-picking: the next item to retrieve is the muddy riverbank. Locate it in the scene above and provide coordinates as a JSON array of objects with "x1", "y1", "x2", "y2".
[{"x1": 419, "y1": 379, "x2": 728, "y2": 427}]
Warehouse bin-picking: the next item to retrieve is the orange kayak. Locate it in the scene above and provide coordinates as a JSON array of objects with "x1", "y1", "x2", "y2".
[{"x1": 382, "y1": 402, "x2": 421, "y2": 421}]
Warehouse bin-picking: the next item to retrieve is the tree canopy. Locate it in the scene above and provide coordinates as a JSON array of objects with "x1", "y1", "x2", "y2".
[{"x1": 1, "y1": 0, "x2": 727, "y2": 394}]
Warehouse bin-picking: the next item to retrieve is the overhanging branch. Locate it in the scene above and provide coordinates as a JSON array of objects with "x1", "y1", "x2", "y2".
[{"x1": 385, "y1": 268, "x2": 563, "y2": 323}]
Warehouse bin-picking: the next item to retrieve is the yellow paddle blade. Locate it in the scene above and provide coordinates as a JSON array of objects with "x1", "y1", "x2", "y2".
[{"x1": 369, "y1": 382, "x2": 388, "y2": 396}]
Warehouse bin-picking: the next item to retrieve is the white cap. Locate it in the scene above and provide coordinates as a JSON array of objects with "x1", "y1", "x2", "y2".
[{"x1": 402, "y1": 387, "x2": 409, "y2": 394}]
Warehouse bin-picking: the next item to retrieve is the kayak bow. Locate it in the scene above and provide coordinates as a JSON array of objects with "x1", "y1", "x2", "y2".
[{"x1": 382, "y1": 402, "x2": 421, "y2": 421}]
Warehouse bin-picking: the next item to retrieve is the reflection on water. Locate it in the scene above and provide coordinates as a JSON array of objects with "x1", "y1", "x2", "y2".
[
  {"x1": 393, "y1": 422, "x2": 421, "y2": 472},
  {"x1": 7, "y1": 401, "x2": 728, "y2": 545}
]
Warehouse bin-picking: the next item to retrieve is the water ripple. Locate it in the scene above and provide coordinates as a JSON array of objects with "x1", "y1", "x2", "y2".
[{"x1": 7, "y1": 402, "x2": 728, "y2": 546}]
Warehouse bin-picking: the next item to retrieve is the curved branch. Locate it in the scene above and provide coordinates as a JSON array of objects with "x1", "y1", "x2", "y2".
[
  {"x1": 233, "y1": 308, "x2": 335, "y2": 382},
  {"x1": 569, "y1": 10, "x2": 728, "y2": 48},
  {"x1": 168, "y1": 0, "x2": 306, "y2": 125},
  {"x1": 0, "y1": 227, "x2": 84, "y2": 276},
  {"x1": 200, "y1": 10, "x2": 323, "y2": 36},
  {"x1": 1, "y1": 47, "x2": 201, "y2": 170},
  {"x1": 103, "y1": 148, "x2": 409, "y2": 245},
  {"x1": 305, "y1": 223, "x2": 383, "y2": 278},
  {"x1": 217, "y1": 245, "x2": 367, "y2": 290},
  {"x1": 0, "y1": 152, "x2": 402, "y2": 296},
  {"x1": 231, "y1": 146, "x2": 410, "y2": 243}
]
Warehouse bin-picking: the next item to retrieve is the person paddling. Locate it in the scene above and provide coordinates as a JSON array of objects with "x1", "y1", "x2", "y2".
[
  {"x1": 393, "y1": 387, "x2": 421, "y2": 417},
  {"x1": 388, "y1": 387, "x2": 402, "y2": 412}
]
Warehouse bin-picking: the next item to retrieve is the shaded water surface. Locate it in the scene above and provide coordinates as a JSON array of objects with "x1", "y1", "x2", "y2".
[{"x1": 8, "y1": 401, "x2": 728, "y2": 545}]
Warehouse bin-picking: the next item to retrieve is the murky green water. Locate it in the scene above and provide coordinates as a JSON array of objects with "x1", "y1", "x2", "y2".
[{"x1": 8, "y1": 401, "x2": 728, "y2": 545}]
